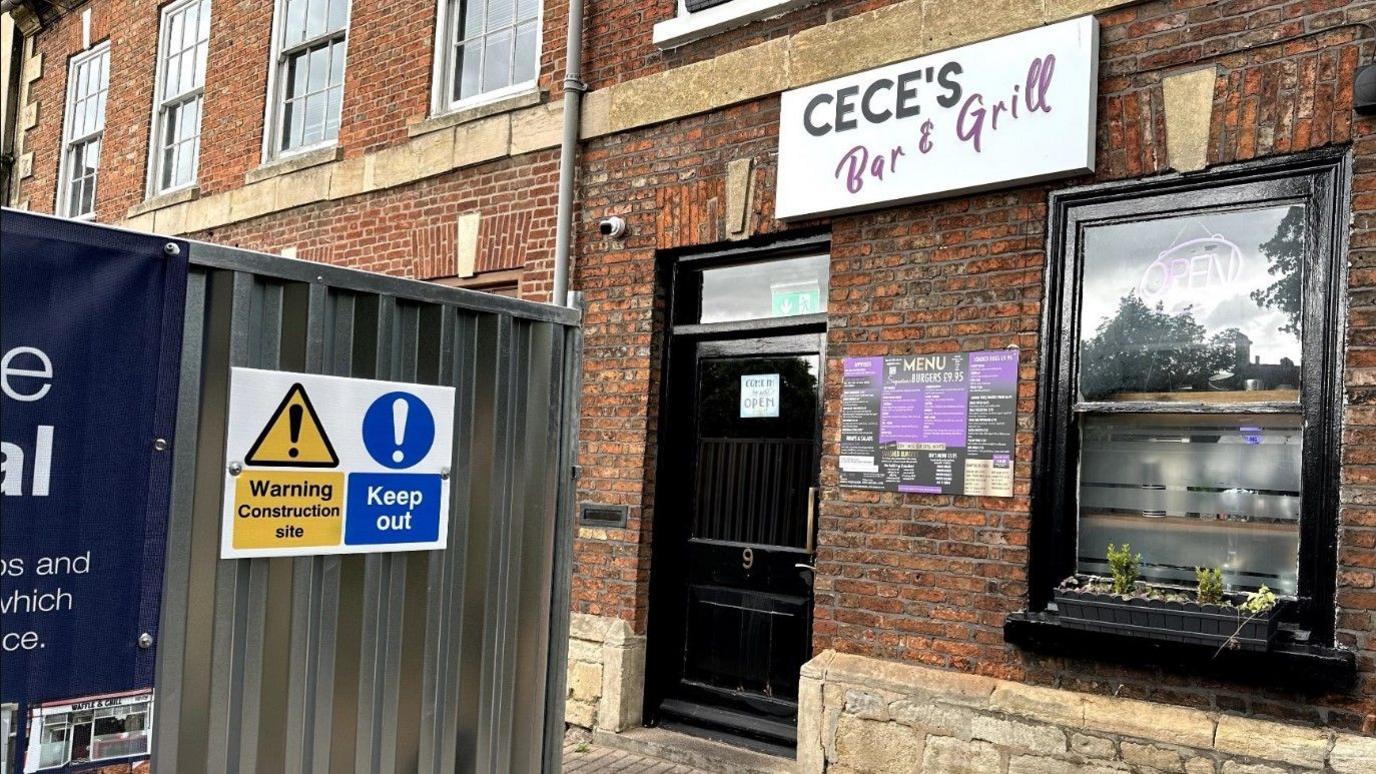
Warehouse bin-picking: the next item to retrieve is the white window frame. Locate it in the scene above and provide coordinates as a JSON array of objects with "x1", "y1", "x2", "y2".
[
  {"x1": 57, "y1": 42, "x2": 110, "y2": 220},
  {"x1": 34, "y1": 713, "x2": 72, "y2": 770},
  {"x1": 146, "y1": 0, "x2": 212, "y2": 196},
  {"x1": 261, "y1": 0, "x2": 352, "y2": 163},
  {"x1": 430, "y1": 0, "x2": 543, "y2": 117},
  {"x1": 1, "y1": 703, "x2": 16, "y2": 774},
  {"x1": 87, "y1": 704, "x2": 151, "y2": 762},
  {"x1": 652, "y1": 0, "x2": 815, "y2": 49}
]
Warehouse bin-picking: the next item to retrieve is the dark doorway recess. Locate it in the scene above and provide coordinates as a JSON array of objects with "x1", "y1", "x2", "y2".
[{"x1": 647, "y1": 235, "x2": 829, "y2": 756}]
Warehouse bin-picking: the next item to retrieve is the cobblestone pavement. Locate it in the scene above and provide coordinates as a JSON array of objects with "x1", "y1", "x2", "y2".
[{"x1": 561, "y1": 741, "x2": 709, "y2": 773}]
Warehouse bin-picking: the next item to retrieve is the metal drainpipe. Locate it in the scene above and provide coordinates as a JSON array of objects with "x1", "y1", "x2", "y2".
[
  {"x1": 1, "y1": 2, "x2": 29, "y2": 204},
  {"x1": 551, "y1": 0, "x2": 585, "y2": 306}
]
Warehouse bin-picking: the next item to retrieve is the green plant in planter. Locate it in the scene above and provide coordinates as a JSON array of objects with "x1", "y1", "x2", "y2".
[
  {"x1": 1106, "y1": 543, "x2": 1141, "y2": 595},
  {"x1": 1216, "y1": 584, "x2": 1282, "y2": 655},
  {"x1": 1195, "y1": 567, "x2": 1225, "y2": 605},
  {"x1": 1241, "y1": 585, "x2": 1278, "y2": 615}
]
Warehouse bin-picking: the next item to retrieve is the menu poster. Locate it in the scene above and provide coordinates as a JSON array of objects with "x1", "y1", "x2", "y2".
[{"x1": 839, "y1": 350, "x2": 1018, "y2": 496}]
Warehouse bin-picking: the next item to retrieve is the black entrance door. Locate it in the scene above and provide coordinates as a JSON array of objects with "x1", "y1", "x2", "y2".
[{"x1": 650, "y1": 332, "x2": 823, "y2": 751}]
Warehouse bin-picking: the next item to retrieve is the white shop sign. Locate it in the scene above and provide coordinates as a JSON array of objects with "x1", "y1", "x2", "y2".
[{"x1": 776, "y1": 16, "x2": 1099, "y2": 220}]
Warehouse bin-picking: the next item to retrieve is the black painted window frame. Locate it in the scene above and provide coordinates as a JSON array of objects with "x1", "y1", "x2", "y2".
[{"x1": 1030, "y1": 149, "x2": 1350, "y2": 645}]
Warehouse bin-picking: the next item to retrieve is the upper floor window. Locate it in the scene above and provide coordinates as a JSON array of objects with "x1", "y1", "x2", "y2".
[
  {"x1": 150, "y1": 0, "x2": 211, "y2": 194},
  {"x1": 437, "y1": 0, "x2": 539, "y2": 111},
  {"x1": 59, "y1": 43, "x2": 110, "y2": 219},
  {"x1": 653, "y1": 0, "x2": 807, "y2": 49},
  {"x1": 267, "y1": 0, "x2": 349, "y2": 158}
]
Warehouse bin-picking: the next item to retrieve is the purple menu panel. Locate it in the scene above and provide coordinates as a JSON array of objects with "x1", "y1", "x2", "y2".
[{"x1": 839, "y1": 350, "x2": 1018, "y2": 497}]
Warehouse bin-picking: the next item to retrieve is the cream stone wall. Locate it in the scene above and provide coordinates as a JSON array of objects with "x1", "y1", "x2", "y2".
[
  {"x1": 118, "y1": 102, "x2": 562, "y2": 236},
  {"x1": 579, "y1": 0, "x2": 1139, "y2": 139},
  {"x1": 798, "y1": 650, "x2": 1376, "y2": 774},
  {"x1": 1162, "y1": 67, "x2": 1218, "y2": 173},
  {"x1": 565, "y1": 613, "x2": 647, "y2": 733}
]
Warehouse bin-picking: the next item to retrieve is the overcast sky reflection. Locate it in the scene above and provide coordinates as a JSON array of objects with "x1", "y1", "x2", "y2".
[{"x1": 1080, "y1": 205, "x2": 1302, "y2": 366}]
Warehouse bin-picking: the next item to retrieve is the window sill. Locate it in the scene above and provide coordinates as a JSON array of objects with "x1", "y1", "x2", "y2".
[
  {"x1": 652, "y1": 0, "x2": 819, "y2": 49},
  {"x1": 246, "y1": 145, "x2": 342, "y2": 185},
  {"x1": 1004, "y1": 611, "x2": 1357, "y2": 692},
  {"x1": 433, "y1": 267, "x2": 523, "y2": 293},
  {"x1": 126, "y1": 185, "x2": 199, "y2": 219},
  {"x1": 409, "y1": 88, "x2": 545, "y2": 139}
]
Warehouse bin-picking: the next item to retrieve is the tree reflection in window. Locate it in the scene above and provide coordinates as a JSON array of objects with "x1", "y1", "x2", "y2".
[
  {"x1": 1251, "y1": 205, "x2": 1305, "y2": 336},
  {"x1": 1078, "y1": 205, "x2": 1303, "y2": 402}
]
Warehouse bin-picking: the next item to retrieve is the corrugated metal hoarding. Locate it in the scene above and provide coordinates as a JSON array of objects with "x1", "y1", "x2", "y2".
[{"x1": 1, "y1": 211, "x2": 580, "y2": 774}]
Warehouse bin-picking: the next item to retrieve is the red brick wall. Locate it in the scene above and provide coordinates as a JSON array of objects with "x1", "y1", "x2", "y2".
[
  {"x1": 15, "y1": 0, "x2": 570, "y2": 300},
  {"x1": 570, "y1": 0, "x2": 1376, "y2": 730},
  {"x1": 583, "y1": 0, "x2": 895, "y2": 90},
  {"x1": 189, "y1": 151, "x2": 561, "y2": 299},
  {"x1": 191, "y1": 0, "x2": 270, "y2": 198}
]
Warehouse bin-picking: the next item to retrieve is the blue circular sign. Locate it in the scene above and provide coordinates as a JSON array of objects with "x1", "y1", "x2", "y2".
[{"x1": 362, "y1": 392, "x2": 436, "y2": 469}]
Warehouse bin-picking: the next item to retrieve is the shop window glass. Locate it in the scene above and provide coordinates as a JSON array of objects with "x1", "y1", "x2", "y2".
[
  {"x1": 89, "y1": 706, "x2": 149, "y2": 760},
  {"x1": 1034, "y1": 154, "x2": 1345, "y2": 638},
  {"x1": 694, "y1": 254, "x2": 830, "y2": 324},
  {"x1": 1078, "y1": 206, "x2": 1303, "y2": 403},
  {"x1": 36, "y1": 716, "x2": 69, "y2": 769},
  {"x1": 1078, "y1": 413, "x2": 1302, "y2": 593},
  {"x1": 1075, "y1": 206, "x2": 1308, "y2": 593}
]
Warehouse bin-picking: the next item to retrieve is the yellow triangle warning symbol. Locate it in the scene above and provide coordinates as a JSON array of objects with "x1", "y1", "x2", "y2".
[{"x1": 244, "y1": 383, "x2": 339, "y2": 467}]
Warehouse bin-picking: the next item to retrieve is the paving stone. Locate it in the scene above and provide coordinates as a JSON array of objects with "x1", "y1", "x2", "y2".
[{"x1": 560, "y1": 742, "x2": 712, "y2": 774}]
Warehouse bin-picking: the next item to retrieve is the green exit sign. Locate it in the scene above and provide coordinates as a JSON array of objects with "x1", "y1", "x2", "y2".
[{"x1": 771, "y1": 282, "x2": 821, "y2": 317}]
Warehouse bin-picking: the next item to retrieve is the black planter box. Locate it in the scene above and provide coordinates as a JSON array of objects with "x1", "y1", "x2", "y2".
[{"x1": 1053, "y1": 588, "x2": 1281, "y2": 651}]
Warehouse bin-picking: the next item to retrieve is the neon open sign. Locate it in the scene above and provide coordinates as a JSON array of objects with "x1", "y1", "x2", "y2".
[{"x1": 1137, "y1": 235, "x2": 1245, "y2": 302}]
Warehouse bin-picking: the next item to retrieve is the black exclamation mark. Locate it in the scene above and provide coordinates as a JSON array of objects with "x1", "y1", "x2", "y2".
[{"x1": 288, "y1": 404, "x2": 302, "y2": 458}]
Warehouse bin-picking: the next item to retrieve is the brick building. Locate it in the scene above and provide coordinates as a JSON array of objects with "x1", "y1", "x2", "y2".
[
  {"x1": 7, "y1": 0, "x2": 1376, "y2": 772},
  {"x1": 6, "y1": 0, "x2": 566, "y2": 297}
]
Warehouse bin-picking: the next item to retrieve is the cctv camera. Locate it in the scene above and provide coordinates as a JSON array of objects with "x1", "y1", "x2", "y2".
[{"x1": 598, "y1": 216, "x2": 627, "y2": 239}]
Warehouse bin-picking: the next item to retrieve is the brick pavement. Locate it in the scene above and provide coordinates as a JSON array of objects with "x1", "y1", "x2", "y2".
[{"x1": 561, "y1": 741, "x2": 708, "y2": 773}]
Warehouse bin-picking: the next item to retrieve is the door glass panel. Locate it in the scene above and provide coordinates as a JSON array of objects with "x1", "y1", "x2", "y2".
[
  {"x1": 695, "y1": 254, "x2": 829, "y2": 324},
  {"x1": 1078, "y1": 205, "x2": 1304, "y2": 403},
  {"x1": 695, "y1": 354, "x2": 818, "y2": 547}
]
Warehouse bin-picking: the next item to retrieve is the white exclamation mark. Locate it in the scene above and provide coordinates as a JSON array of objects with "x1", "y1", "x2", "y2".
[{"x1": 392, "y1": 398, "x2": 408, "y2": 463}]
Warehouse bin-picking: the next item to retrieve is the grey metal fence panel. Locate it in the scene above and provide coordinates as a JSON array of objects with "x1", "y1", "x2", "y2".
[{"x1": 153, "y1": 241, "x2": 580, "y2": 774}]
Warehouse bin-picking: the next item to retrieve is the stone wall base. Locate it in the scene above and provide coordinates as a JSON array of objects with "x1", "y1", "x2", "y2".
[
  {"x1": 565, "y1": 613, "x2": 646, "y2": 733},
  {"x1": 797, "y1": 650, "x2": 1376, "y2": 774}
]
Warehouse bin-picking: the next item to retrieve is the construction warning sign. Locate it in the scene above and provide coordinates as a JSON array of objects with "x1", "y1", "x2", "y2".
[
  {"x1": 244, "y1": 384, "x2": 339, "y2": 466},
  {"x1": 220, "y1": 368, "x2": 455, "y2": 559}
]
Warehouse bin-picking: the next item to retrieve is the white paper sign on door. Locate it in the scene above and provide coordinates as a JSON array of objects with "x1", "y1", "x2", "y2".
[{"x1": 740, "y1": 374, "x2": 780, "y2": 418}]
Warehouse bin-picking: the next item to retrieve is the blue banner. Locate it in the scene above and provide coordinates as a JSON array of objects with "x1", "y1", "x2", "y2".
[{"x1": 1, "y1": 211, "x2": 186, "y2": 773}]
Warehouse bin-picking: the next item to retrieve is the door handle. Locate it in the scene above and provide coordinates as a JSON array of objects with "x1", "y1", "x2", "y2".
[
  {"x1": 794, "y1": 563, "x2": 816, "y2": 572},
  {"x1": 804, "y1": 486, "x2": 817, "y2": 554}
]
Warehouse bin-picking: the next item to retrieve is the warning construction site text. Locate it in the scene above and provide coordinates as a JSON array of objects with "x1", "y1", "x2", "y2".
[{"x1": 234, "y1": 471, "x2": 344, "y2": 548}]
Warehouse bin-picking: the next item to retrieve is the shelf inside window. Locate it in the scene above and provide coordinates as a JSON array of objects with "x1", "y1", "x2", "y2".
[{"x1": 1087, "y1": 389, "x2": 1299, "y2": 404}]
